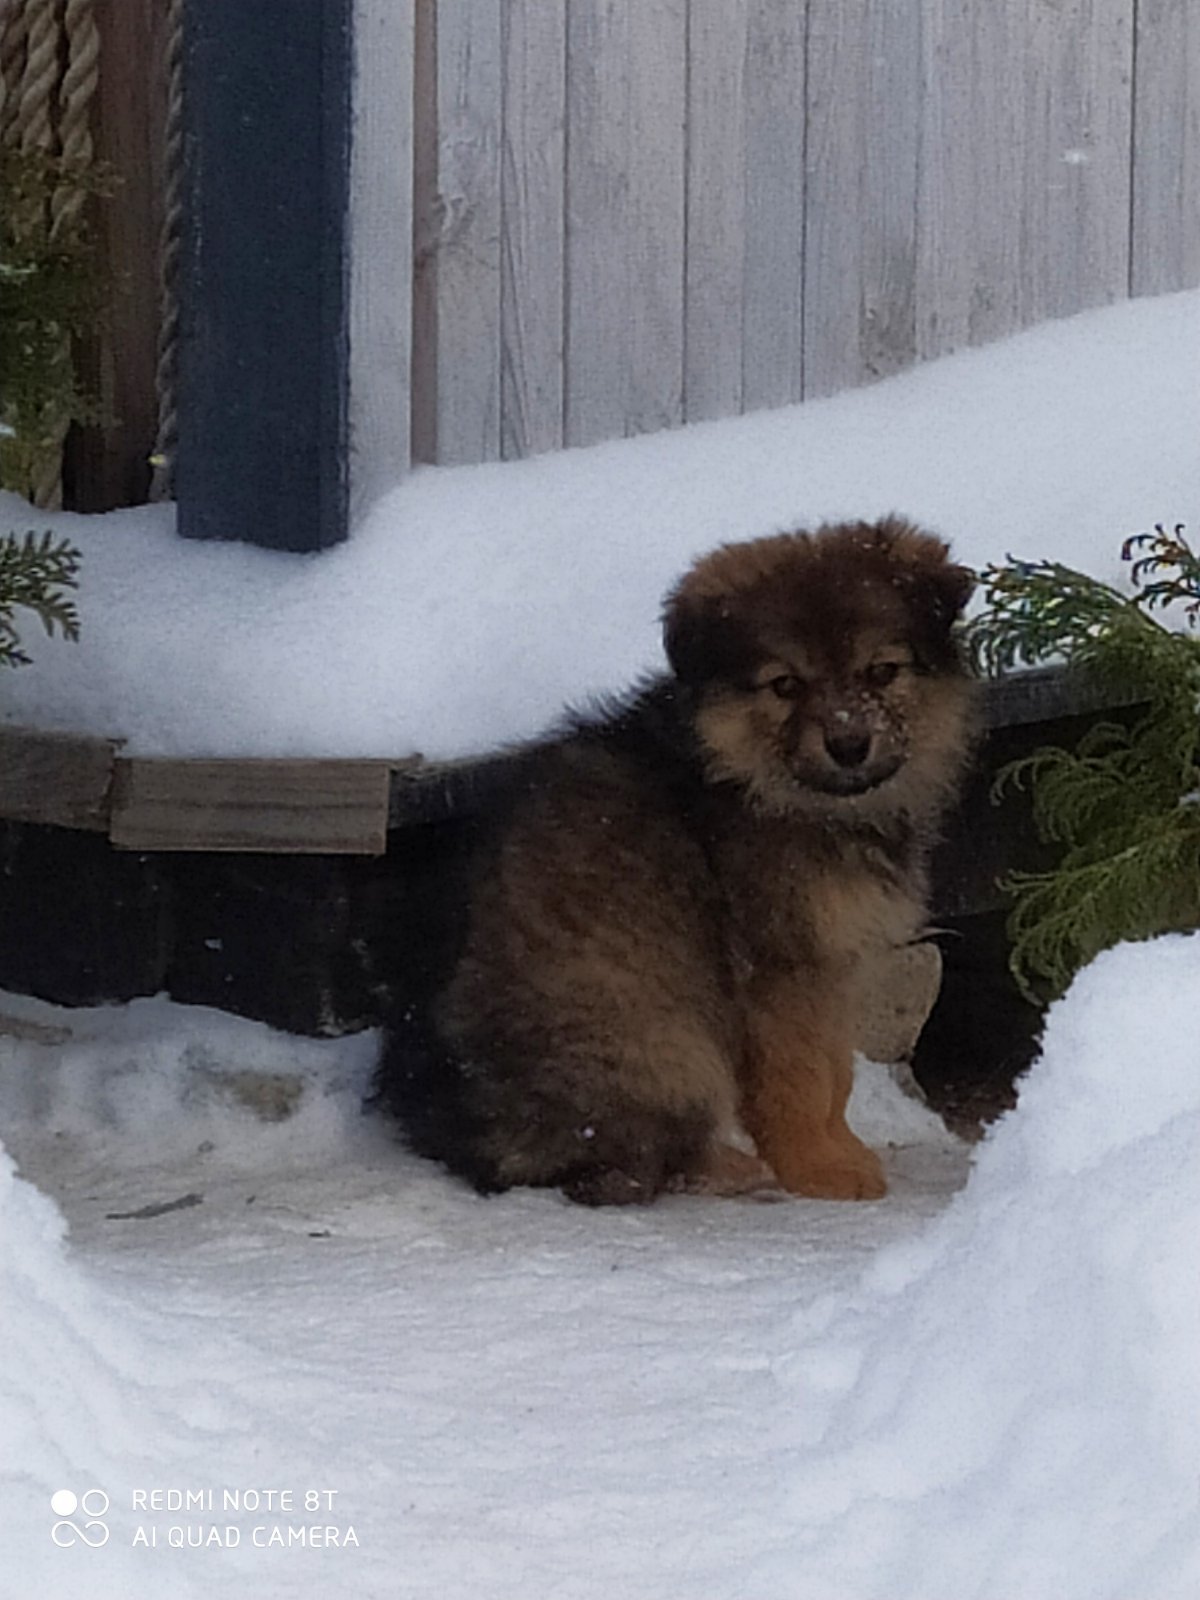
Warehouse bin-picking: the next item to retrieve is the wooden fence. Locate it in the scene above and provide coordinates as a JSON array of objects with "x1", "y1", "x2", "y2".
[
  {"x1": 35, "y1": 0, "x2": 1198, "y2": 520},
  {"x1": 408, "y1": 0, "x2": 1199, "y2": 467}
]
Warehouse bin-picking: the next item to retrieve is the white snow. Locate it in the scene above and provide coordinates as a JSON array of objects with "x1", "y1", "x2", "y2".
[
  {"x1": 2, "y1": 289, "x2": 1198, "y2": 759},
  {"x1": 2, "y1": 292, "x2": 1199, "y2": 1595},
  {"x1": 2, "y1": 936, "x2": 1198, "y2": 1598}
]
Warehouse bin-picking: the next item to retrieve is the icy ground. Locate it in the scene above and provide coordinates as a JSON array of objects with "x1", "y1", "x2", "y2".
[
  {"x1": 2, "y1": 935, "x2": 1199, "y2": 1599},
  {"x1": 2, "y1": 289, "x2": 1198, "y2": 758}
]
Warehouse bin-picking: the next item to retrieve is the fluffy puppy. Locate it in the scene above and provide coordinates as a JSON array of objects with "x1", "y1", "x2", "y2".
[{"x1": 376, "y1": 517, "x2": 975, "y2": 1204}]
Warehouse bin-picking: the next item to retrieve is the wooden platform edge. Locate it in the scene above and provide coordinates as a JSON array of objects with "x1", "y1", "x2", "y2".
[
  {"x1": 109, "y1": 757, "x2": 395, "y2": 855},
  {"x1": 0, "y1": 724, "x2": 118, "y2": 832}
]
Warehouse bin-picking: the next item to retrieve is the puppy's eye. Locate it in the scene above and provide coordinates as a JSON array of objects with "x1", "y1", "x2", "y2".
[
  {"x1": 865, "y1": 661, "x2": 901, "y2": 689},
  {"x1": 767, "y1": 674, "x2": 804, "y2": 700}
]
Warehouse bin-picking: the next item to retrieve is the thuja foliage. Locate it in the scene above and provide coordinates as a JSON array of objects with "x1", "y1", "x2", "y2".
[
  {"x1": 0, "y1": 145, "x2": 114, "y2": 492},
  {"x1": 965, "y1": 524, "x2": 1200, "y2": 1000},
  {"x1": 0, "y1": 529, "x2": 80, "y2": 667}
]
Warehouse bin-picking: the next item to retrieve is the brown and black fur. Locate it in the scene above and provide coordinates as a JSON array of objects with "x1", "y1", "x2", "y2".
[{"x1": 376, "y1": 517, "x2": 975, "y2": 1204}]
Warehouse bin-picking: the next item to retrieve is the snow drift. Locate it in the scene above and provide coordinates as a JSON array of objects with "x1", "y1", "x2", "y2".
[
  {"x1": 2, "y1": 936, "x2": 1198, "y2": 1598},
  {"x1": 762, "y1": 934, "x2": 1200, "y2": 1600}
]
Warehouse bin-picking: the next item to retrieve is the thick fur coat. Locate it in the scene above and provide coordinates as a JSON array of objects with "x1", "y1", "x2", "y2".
[{"x1": 376, "y1": 518, "x2": 975, "y2": 1204}]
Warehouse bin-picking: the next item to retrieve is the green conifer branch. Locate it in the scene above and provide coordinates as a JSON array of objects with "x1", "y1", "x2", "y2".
[
  {"x1": 0, "y1": 531, "x2": 81, "y2": 668},
  {"x1": 969, "y1": 523, "x2": 1200, "y2": 1001}
]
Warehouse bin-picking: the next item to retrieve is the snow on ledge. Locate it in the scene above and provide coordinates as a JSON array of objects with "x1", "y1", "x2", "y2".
[{"x1": 1, "y1": 290, "x2": 1197, "y2": 763}]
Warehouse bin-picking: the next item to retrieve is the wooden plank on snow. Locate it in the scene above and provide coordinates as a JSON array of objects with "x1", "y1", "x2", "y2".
[
  {"x1": 109, "y1": 758, "x2": 392, "y2": 854},
  {"x1": 0, "y1": 726, "x2": 116, "y2": 832}
]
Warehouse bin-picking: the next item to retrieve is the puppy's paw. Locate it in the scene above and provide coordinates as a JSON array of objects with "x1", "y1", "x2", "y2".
[
  {"x1": 777, "y1": 1150, "x2": 887, "y2": 1201},
  {"x1": 561, "y1": 1167, "x2": 656, "y2": 1207}
]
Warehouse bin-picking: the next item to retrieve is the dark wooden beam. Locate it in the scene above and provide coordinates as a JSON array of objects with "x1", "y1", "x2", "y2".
[
  {"x1": 177, "y1": 0, "x2": 353, "y2": 550},
  {"x1": 63, "y1": 0, "x2": 171, "y2": 512}
]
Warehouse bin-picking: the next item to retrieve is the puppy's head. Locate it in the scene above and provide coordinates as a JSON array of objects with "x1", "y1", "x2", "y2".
[{"x1": 663, "y1": 517, "x2": 975, "y2": 817}]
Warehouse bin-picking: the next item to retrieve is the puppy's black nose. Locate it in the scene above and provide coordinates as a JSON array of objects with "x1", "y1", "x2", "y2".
[{"x1": 824, "y1": 730, "x2": 871, "y2": 768}]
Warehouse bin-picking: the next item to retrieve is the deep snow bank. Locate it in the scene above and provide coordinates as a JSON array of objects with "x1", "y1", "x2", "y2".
[
  {"x1": 0, "y1": 1144, "x2": 205, "y2": 1597},
  {"x1": 762, "y1": 935, "x2": 1200, "y2": 1600}
]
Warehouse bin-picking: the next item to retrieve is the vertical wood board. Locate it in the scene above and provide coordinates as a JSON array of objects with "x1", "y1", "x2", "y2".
[
  {"x1": 804, "y1": 0, "x2": 919, "y2": 400},
  {"x1": 411, "y1": 0, "x2": 502, "y2": 465},
  {"x1": 742, "y1": 0, "x2": 808, "y2": 409},
  {"x1": 624, "y1": 0, "x2": 687, "y2": 436},
  {"x1": 500, "y1": 0, "x2": 566, "y2": 460},
  {"x1": 1019, "y1": 0, "x2": 1133, "y2": 326},
  {"x1": 916, "y1": 0, "x2": 1027, "y2": 359},
  {"x1": 684, "y1": 0, "x2": 748, "y2": 422},
  {"x1": 564, "y1": 0, "x2": 632, "y2": 447},
  {"x1": 349, "y1": 0, "x2": 414, "y2": 515},
  {"x1": 1131, "y1": 0, "x2": 1200, "y2": 295}
]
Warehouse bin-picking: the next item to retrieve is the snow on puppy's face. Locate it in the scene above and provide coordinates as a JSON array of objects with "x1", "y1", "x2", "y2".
[{"x1": 663, "y1": 517, "x2": 976, "y2": 821}]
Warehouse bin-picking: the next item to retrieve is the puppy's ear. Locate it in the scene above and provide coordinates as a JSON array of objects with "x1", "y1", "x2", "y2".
[
  {"x1": 663, "y1": 587, "x2": 720, "y2": 683},
  {"x1": 662, "y1": 584, "x2": 748, "y2": 686},
  {"x1": 919, "y1": 557, "x2": 975, "y2": 627},
  {"x1": 873, "y1": 517, "x2": 974, "y2": 627}
]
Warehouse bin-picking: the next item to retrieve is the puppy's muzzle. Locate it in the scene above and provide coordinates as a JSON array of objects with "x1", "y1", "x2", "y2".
[
  {"x1": 814, "y1": 720, "x2": 903, "y2": 795},
  {"x1": 824, "y1": 729, "x2": 872, "y2": 769}
]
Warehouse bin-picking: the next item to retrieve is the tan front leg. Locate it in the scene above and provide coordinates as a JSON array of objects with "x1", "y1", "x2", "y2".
[{"x1": 740, "y1": 981, "x2": 886, "y2": 1201}]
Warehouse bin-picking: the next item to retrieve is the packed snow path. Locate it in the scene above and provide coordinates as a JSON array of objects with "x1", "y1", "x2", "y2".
[{"x1": 3, "y1": 935, "x2": 1199, "y2": 1599}]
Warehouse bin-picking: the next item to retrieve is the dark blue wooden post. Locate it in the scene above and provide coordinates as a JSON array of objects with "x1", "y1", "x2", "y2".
[{"x1": 178, "y1": 0, "x2": 353, "y2": 551}]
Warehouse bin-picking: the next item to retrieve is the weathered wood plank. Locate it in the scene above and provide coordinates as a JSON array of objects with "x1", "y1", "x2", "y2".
[
  {"x1": 742, "y1": 0, "x2": 807, "y2": 409},
  {"x1": 110, "y1": 759, "x2": 392, "y2": 854},
  {"x1": 684, "y1": 0, "x2": 748, "y2": 422},
  {"x1": 625, "y1": 0, "x2": 686, "y2": 436},
  {"x1": 411, "y1": 0, "x2": 502, "y2": 465},
  {"x1": 0, "y1": 726, "x2": 116, "y2": 832},
  {"x1": 500, "y1": 0, "x2": 566, "y2": 460},
  {"x1": 1020, "y1": 0, "x2": 1133, "y2": 326},
  {"x1": 804, "y1": 0, "x2": 918, "y2": 398},
  {"x1": 1131, "y1": 0, "x2": 1200, "y2": 296},
  {"x1": 564, "y1": 0, "x2": 632, "y2": 447},
  {"x1": 349, "y1": 0, "x2": 415, "y2": 512},
  {"x1": 916, "y1": 0, "x2": 1026, "y2": 359}
]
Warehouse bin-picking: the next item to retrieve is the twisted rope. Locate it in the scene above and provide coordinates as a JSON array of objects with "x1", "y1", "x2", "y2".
[
  {"x1": 2, "y1": 0, "x2": 101, "y2": 508},
  {"x1": 0, "y1": 0, "x2": 28, "y2": 141},
  {"x1": 149, "y1": 0, "x2": 183, "y2": 502},
  {"x1": 50, "y1": 0, "x2": 99, "y2": 239},
  {"x1": 11, "y1": 0, "x2": 54, "y2": 156}
]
